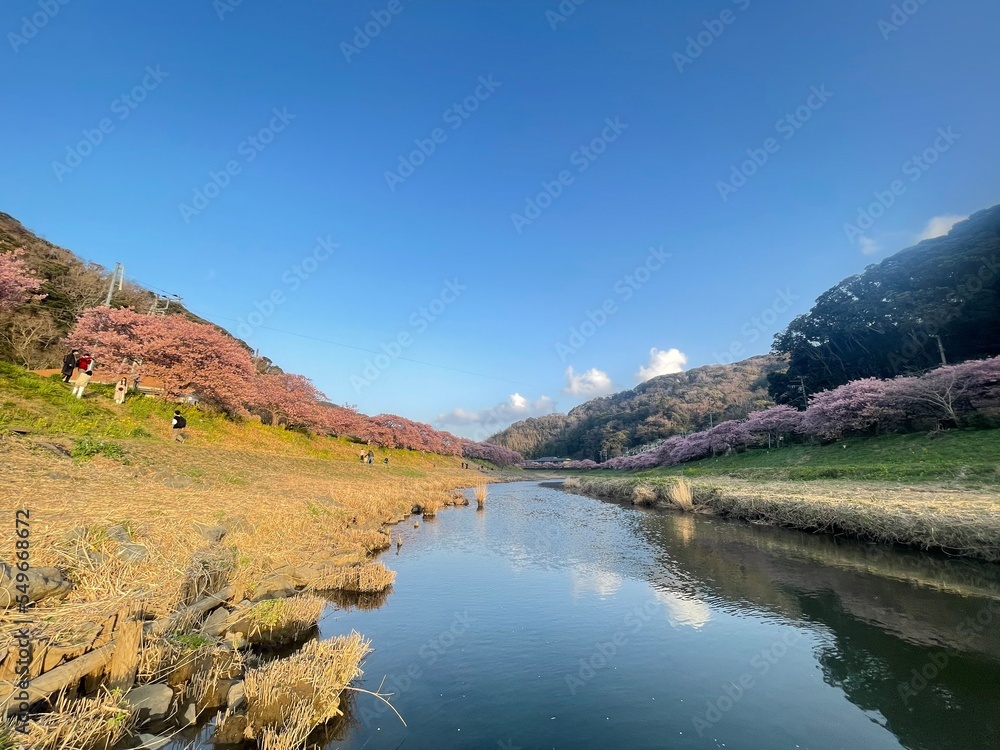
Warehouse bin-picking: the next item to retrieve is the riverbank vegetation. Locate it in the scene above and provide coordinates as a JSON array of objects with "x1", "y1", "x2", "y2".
[
  {"x1": 560, "y1": 425, "x2": 1000, "y2": 560},
  {"x1": 0, "y1": 367, "x2": 502, "y2": 747}
]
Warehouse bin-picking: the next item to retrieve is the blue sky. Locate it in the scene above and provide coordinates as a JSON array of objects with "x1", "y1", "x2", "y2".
[{"x1": 3, "y1": 0, "x2": 999, "y2": 438}]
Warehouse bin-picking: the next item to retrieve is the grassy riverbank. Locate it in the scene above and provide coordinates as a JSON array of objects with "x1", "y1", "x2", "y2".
[
  {"x1": 556, "y1": 428, "x2": 1000, "y2": 562},
  {"x1": 0, "y1": 367, "x2": 500, "y2": 746},
  {"x1": 639, "y1": 429, "x2": 1000, "y2": 484},
  {"x1": 565, "y1": 467, "x2": 1000, "y2": 562}
]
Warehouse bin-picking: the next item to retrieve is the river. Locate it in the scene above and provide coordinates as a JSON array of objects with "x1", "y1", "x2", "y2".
[{"x1": 178, "y1": 480, "x2": 1000, "y2": 749}]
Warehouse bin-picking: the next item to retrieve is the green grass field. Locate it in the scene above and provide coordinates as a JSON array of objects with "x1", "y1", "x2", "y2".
[{"x1": 623, "y1": 430, "x2": 1000, "y2": 484}]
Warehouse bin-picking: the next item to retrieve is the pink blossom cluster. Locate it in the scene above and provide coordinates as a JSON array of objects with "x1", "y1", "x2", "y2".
[
  {"x1": 596, "y1": 357, "x2": 1000, "y2": 471},
  {"x1": 462, "y1": 441, "x2": 524, "y2": 467},
  {"x1": 521, "y1": 458, "x2": 599, "y2": 470},
  {"x1": 65, "y1": 307, "x2": 509, "y2": 458},
  {"x1": 0, "y1": 249, "x2": 44, "y2": 310}
]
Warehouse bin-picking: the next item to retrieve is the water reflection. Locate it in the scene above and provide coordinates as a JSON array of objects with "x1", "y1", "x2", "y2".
[
  {"x1": 630, "y1": 495, "x2": 1000, "y2": 750},
  {"x1": 570, "y1": 565, "x2": 623, "y2": 598},
  {"x1": 175, "y1": 481, "x2": 1000, "y2": 750},
  {"x1": 652, "y1": 589, "x2": 712, "y2": 629}
]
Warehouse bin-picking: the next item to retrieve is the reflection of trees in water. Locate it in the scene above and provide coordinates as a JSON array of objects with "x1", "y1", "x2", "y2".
[
  {"x1": 633, "y1": 509, "x2": 1000, "y2": 750},
  {"x1": 806, "y1": 592, "x2": 1000, "y2": 750}
]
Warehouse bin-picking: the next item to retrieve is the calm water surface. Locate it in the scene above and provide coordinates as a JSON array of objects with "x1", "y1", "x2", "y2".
[{"x1": 180, "y1": 481, "x2": 1000, "y2": 749}]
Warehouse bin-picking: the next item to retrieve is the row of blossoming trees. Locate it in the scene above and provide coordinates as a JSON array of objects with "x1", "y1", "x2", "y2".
[
  {"x1": 43, "y1": 305, "x2": 523, "y2": 464},
  {"x1": 600, "y1": 356, "x2": 1000, "y2": 470}
]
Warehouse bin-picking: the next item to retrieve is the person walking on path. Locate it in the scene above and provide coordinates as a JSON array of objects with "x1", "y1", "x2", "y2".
[
  {"x1": 172, "y1": 410, "x2": 187, "y2": 442},
  {"x1": 72, "y1": 354, "x2": 94, "y2": 398},
  {"x1": 114, "y1": 377, "x2": 128, "y2": 405},
  {"x1": 61, "y1": 349, "x2": 79, "y2": 383}
]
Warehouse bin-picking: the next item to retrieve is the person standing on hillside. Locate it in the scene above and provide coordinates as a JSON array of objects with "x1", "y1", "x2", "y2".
[
  {"x1": 61, "y1": 349, "x2": 79, "y2": 383},
  {"x1": 72, "y1": 354, "x2": 94, "y2": 398},
  {"x1": 114, "y1": 377, "x2": 128, "y2": 405},
  {"x1": 172, "y1": 410, "x2": 187, "y2": 442}
]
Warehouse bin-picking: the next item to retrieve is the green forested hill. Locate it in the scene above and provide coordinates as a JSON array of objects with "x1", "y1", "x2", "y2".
[
  {"x1": 769, "y1": 205, "x2": 1000, "y2": 404},
  {"x1": 490, "y1": 355, "x2": 785, "y2": 459}
]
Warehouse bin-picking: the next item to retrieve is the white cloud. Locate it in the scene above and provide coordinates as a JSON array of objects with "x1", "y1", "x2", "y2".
[
  {"x1": 858, "y1": 235, "x2": 882, "y2": 255},
  {"x1": 918, "y1": 214, "x2": 968, "y2": 241},
  {"x1": 562, "y1": 366, "x2": 613, "y2": 397},
  {"x1": 635, "y1": 347, "x2": 686, "y2": 383},
  {"x1": 436, "y1": 392, "x2": 556, "y2": 437}
]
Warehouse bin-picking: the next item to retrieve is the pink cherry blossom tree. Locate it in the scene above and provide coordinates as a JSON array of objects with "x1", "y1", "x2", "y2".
[
  {"x1": 66, "y1": 307, "x2": 258, "y2": 414},
  {"x1": 253, "y1": 372, "x2": 328, "y2": 430},
  {"x1": 890, "y1": 355, "x2": 1000, "y2": 424},
  {"x1": 0, "y1": 249, "x2": 44, "y2": 310},
  {"x1": 802, "y1": 377, "x2": 906, "y2": 441},
  {"x1": 744, "y1": 405, "x2": 804, "y2": 448}
]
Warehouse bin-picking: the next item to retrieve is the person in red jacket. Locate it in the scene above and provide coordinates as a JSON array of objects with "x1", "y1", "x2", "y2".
[{"x1": 72, "y1": 354, "x2": 94, "y2": 399}]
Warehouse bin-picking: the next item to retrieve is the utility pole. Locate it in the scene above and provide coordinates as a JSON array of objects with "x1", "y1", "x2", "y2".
[
  {"x1": 799, "y1": 376, "x2": 809, "y2": 408},
  {"x1": 931, "y1": 334, "x2": 947, "y2": 366},
  {"x1": 104, "y1": 263, "x2": 125, "y2": 306}
]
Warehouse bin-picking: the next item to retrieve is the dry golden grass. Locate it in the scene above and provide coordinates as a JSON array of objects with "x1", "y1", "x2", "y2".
[
  {"x1": 569, "y1": 475, "x2": 1000, "y2": 561},
  {"x1": 630, "y1": 484, "x2": 657, "y2": 506},
  {"x1": 244, "y1": 632, "x2": 370, "y2": 743},
  {"x1": 474, "y1": 478, "x2": 488, "y2": 508},
  {"x1": 245, "y1": 595, "x2": 325, "y2": 645},
  {"x1": 0, "y1": 420, "x2": 486, "y2": 727},
  {"x1": 667, "y1": 478, "x2": 694, "y2": 512},
  {"x1": 309, "y1": 562, "x2": 396, "y2": 594},
  {"x1": 21, "y1": 688, "x2": 137, "y2": 750}
]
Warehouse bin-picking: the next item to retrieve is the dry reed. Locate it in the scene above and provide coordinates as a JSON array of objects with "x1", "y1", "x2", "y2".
[
  {"x1": 631, "y1": 484, "x2": 657, "y2": 506},
  {"x1": 309, "y1": 562, "x2": 396, "y2": 594},
  {"x1": 243, "y1": 633, "x2": 371, "y2": 742},
  {"x1": 22, "y1": 689, "x2": 137, "y2": 750},
  {"x1": 667, "y1": 478, "x2": 694, "y2": 512},
  {"x1": 474, "y1": 479, "x2": 488, "y2": 508}
]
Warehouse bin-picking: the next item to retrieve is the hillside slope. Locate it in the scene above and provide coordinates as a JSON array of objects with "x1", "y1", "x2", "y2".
[
  {"x1": 490, "y1": 354, "x2": 785, "y2": 459},
  {"x1": 770, "y1": 204, "x2": 1000, "y2": 404},
  {"x1": 0, "y1": 211, "x2": 217, "y2": 367}
]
